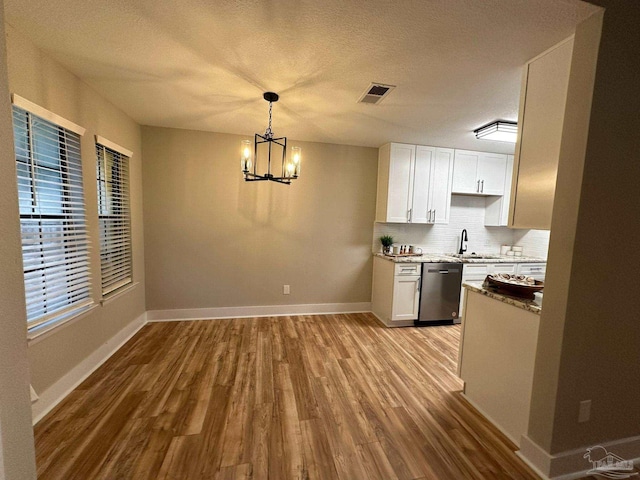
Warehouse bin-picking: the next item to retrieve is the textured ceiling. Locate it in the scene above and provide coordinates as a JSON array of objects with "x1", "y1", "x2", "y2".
[{"x1": 4, "y1": 0, "x2": 599, "y2": 153}]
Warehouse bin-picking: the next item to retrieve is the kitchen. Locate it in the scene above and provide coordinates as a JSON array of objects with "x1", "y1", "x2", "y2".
[{"x1": 3, "y1": 0, "x2": 640, "y2": 480}]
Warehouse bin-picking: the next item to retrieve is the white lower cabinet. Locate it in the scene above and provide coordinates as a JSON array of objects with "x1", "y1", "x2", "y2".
[
  {"x1": 517, "y1": 263, "x2": 546, "y2": 281},
  {"x1": 392, "y1": 275, "x2": 421, "y2": 321},
  {"x1": 371, "y1": 257, "x2": 421, "y2": 327}
]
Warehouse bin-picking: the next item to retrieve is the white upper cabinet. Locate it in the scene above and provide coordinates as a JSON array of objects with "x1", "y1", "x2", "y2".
[
  {"x1": 452, "y1": 150, "x2": 508, "y2": 195},
  {"x1": 509, "y1": 38, "x2": 574, "y2": 229},
  {"x1": 429, "y1": 148, "x2": 455, "y2": 223},
  {"x1": 381, "y1": 143, "x2": 415, "y2": 223},
  {"x1": 376, "y1": 143, "x2": 454, "y2": 224},
  {"x1": 411, "y1": 146, "x2": 434, "y2": 223}
]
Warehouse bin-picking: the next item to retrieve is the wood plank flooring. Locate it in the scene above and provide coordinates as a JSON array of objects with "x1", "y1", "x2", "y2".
[{"x1": 35, "y1": 313, "x2": 542, "y2": 479}]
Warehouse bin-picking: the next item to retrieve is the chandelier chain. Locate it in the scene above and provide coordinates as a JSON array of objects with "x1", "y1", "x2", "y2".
[{"x1": 265, "y1": 101, "x2": 273, "y2": 138}]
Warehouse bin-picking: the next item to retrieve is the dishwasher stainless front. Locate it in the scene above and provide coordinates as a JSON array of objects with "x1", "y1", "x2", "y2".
[{"x1": 416, "y1": 263, "x2": 462, "y2": 326}]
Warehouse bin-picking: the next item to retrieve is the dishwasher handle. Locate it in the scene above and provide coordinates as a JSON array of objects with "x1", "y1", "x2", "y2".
[{"x1": 426, "y1": 268, "x2": 461, "y2": 274}]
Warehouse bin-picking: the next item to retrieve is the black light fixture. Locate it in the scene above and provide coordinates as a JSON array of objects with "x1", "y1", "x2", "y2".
[
  {"x1": 474, "y1": 120, "x2": 518, "y2": 143},
  {"x1": 241, "y1": 92, "x2": 301, "y2": 185}
]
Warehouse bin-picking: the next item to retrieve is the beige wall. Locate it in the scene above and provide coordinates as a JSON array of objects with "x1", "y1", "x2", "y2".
[
  {"x1": 0, "y1": 5, "x2": 37, "y2": 478},
  {"x1": 142, "y1": 126, "x2": 377, "y2": 311},
  {"x1": 529, "y1": 2, "x2": 640, "y2": 455},
  {"x1": 5, "y1": 26, "x2": 146, "y2": 401}
]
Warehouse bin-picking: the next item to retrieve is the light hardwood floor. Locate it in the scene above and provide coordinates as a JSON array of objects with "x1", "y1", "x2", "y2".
[{"x1": 35, "y1": 313, "x2": 542, "y2": 479}]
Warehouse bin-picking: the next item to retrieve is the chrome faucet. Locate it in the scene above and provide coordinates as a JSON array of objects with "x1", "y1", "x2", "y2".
[{"x1": 458, "y1": 229, "x2": 468, "y2": 255}]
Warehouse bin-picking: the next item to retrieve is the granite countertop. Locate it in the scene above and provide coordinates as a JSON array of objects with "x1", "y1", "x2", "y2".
[
  {"x1": 374, "y1": 252, "x2": 546, "y2": 264},
  {"x1": 463, "y1": 282, "x2": 542, "y2": 315}
]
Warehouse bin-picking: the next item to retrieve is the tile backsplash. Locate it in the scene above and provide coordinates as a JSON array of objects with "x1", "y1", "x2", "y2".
[{"x1": 372, "y1": 195, "x2": 550, "y2": 259}]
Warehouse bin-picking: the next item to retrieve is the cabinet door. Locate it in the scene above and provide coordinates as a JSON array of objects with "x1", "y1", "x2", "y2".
[
  {"x1": 510, "y1": 39, "x2": 573, "y2": 229},
  {"x1": 430, "y1": 148, "x2": 454, "y2": 224},
  {"x1": 477, "y1": 153, "x2": 508, "y2": 195},
  {"x1": 411, "y1": 146, "x2": 434, "y2": 223},
  {"x1": 501, "y1": 155, "x2": 514, "y2": 224},
  {"x1": 386, "y1": 144, "x2": 415, "y2": 222},
  {"x1": 392, "y1": 275, "x2": 420, "y2": 321},
  {"x1": 452, "y1": 150, "x2": 480, "y2": 194}
]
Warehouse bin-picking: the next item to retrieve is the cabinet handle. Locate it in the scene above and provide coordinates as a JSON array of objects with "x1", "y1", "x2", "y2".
[
  {"x1": 477, "y1": 180, "x2": 480, "y2": 193},
  {"x1": 432, "y1": 209, "x2": 436, "y2": 222},
  {"x1": 408, "y1": 208, "x2": 412, "y2": 223},
  {"x1": 416, "y1": 280, "x2": 420, "y2": 292},
  {"x1": 481, "y1": 180, "x2": 484, "y2": 193},
  {"x1": 427, "y1": 209, "x2": 431, "y2": 222}
]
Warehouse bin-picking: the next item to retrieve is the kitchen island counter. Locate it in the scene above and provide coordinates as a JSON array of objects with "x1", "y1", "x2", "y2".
[
  {"x1": 463, "y1": 282, "x2": 541, "y2": 315},
  {"x1": 374, "y1": 252, "x2": 546, "y2": 264}
]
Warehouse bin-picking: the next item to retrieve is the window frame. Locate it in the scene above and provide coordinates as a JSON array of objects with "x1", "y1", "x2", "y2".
[
  {"x1": 95, "y1": 135, "x2": 133, "y2": 298},
  {"x1": 11, "y1": 95, "x2": 93, "y2": 333}
]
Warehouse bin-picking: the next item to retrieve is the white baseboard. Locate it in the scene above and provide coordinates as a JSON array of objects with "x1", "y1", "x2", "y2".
[
  {"x1": 518, "y1": 433, "x2": 640, "y2": 480},
  {"x1": 31, "y1": 312, "x2": 147, "y2": 425},
  {"x1": 146, "y1": 302, "x2": 372, "y2": 322}
]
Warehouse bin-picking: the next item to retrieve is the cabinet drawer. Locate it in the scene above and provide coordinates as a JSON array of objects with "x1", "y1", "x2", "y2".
[
  {"x1": 517, "y1": 263, "x2": 546, "y2": 276},
  {"x1": 462, "y1": 264, "x2": 490, "y2": 280},
  {"x1": 492, "y1": 263, "x2": 516, "y2": 275},
  {"x1": 395, "y1": 263, "x2": 421, "y2": 276}
]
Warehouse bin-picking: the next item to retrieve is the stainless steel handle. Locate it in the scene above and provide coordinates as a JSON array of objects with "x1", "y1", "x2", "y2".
[
  {"x1": 416, "y1": 279, "x2": 420, "y2": 291},
  {"x1": 427, "y1": 209, "x2": 431, "y2": 222},
  {"x1": 481, "y1": 180, "x2": 484, "y2": 193},
  {"x1": 408, "y1": 208, "x2": 412, "y2": 223},
  {"x1": 477, "y1": 180, "x2": 480, "y2": 192},
  {"x1": 432, "y1": 209, "x2": 436, "y2": 222}
]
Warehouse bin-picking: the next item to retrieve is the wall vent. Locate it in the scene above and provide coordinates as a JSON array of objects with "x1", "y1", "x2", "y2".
[{"x1": 358, "y1": 83, "x2": 396, "y2": 105}]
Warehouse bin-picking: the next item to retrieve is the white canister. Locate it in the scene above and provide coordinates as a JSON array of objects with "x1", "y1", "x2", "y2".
[
  {"x1": 392, "y1": 245, "x2": 400, "y2": 255},
  {"x1": 511, "y1": 245, "x2": 524, "y2": 253},
  {"x1": 500, "y1": 245, "x2": 511, "y2": 256}
]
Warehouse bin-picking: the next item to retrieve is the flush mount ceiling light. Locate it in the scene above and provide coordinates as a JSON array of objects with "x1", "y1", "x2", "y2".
[
  {"x1": 241, "y1": 92, "x2": 301, "y2": 185},
  {"x1": 474, "y1": 121, "x2": 518, "y2": 143}
]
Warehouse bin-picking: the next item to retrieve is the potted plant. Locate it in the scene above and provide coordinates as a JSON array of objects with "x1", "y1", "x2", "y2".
[{"x1": 380, "y1": 235, "x2": 394, "y2": 255}]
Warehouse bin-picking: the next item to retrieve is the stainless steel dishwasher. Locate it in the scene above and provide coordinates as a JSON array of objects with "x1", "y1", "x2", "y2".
[{"x1": 415, "y1": 263, "x2": 462, "y2": 326}]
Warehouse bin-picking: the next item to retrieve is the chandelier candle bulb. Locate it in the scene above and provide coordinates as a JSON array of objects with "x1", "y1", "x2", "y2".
[
  {"x1": 241, "y1": 139, "x2": 253, "y2": 172},
  {"x1": 291, "y1": 146, "x2": 301, "y2": 177}
]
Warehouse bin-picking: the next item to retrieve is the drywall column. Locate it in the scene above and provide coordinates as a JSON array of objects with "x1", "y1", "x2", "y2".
[
  {"x1": 0, "y1": 1, "x2": 38, "y2": 478},
  {"x1": 524, "y1": 2, "x2": 640, "y2": 475}
]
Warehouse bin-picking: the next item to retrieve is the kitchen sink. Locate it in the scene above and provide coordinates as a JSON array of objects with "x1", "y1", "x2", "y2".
[{"x1": 446, "y1": 253, "x2": 503, "y2": 259}]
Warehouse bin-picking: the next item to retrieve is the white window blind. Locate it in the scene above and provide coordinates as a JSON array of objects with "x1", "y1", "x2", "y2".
[
  {"x1": 13, "y1": 106, "x2": 93, "y2": 331},
  {"x1": 96, "y1": 142, "x2": 132, "y2": 296}
]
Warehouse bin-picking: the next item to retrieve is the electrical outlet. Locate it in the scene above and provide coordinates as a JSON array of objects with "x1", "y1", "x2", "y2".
[
  {"x1": 578, "y1": 400, "x2": 591, "y2": 423},
  {"x1": 283, "y1": 285, "x2": 290, "y2": 295}
]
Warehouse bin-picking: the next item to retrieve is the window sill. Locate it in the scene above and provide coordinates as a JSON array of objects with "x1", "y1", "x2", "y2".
[
  {"x1": 28, "y1": 303, "x2": 98, "y2": 346},
  {"x1": 100, "y1": 282, "x2": 139, "y2": 306}
]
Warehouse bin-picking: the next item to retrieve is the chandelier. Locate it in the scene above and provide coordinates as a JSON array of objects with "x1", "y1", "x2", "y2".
[{"x1": 241, "y1": 92, "x2": 301, "y2": 185}]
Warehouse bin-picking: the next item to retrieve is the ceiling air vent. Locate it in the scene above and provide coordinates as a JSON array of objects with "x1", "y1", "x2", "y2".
[{"x1": 358, "y1": 83, "x2": 396, "y2": 105}]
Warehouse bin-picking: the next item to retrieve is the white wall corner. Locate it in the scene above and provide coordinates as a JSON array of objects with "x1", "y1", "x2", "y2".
[
  {"x1": 31, "y1": 312, "x2": 147, "y2": 425},
  {"x1": 518, "y1": 433, "x2": 640, "y2": 480},
  {"x1": 146, "y1": 302, "x2": 372, "y2": 322}
]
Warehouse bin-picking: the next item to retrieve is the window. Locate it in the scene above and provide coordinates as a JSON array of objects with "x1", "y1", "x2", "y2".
[
  {"x1": 12, "y1": 103, "x2": 92, "y2": 332},
  {"x1": 96, "y1": 138, "x2": 132, "y2": 296}
]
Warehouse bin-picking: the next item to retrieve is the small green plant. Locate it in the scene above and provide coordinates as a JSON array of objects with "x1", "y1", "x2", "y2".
[{"x1": 380, "y1": 235, "x2": 394, "y2": 248}]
